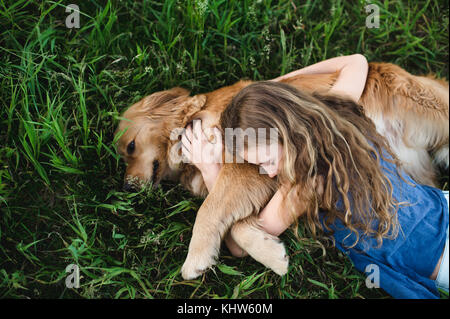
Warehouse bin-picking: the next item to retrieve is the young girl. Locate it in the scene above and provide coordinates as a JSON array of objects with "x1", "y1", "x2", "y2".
[{"x1": 181, "y1": 55, "x2": 449, "y2": 299}]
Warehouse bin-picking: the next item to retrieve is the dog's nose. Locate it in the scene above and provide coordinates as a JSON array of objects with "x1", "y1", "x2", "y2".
[{"x1": 123, "y1": 182, "x2": 137, "y2": 192}]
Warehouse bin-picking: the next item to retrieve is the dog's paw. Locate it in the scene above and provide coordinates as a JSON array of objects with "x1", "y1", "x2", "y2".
[
  {"x1": 263, "y1": 237, "x2": 289, "y2": 276},
  {"x1": 181, "y1": 262, "x2": 204, "y2": 280},
  {"x1": 181, "y1": 253, "x2": 216, "y2": 280},
  {"x1": 231, "y1": 223, "x2": 289, "y2": 276}
]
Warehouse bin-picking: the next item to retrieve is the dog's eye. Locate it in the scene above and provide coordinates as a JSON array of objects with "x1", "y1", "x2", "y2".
[{"x1": 127, "y1": 141, "x2": 135, "y2": 155}]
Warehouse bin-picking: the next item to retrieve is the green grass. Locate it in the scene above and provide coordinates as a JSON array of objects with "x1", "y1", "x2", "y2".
[{"x1": 0, "y1": 0, "x2": 448, "y2": 299}]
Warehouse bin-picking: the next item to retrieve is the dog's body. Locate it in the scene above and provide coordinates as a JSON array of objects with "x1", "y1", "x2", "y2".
[{"x1": 116, "y1": 62, "x2": 449, "y2": 279}]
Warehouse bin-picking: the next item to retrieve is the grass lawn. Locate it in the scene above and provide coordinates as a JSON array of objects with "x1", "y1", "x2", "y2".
[{"x1": 0, "y1": 0, "x2": 448, "y2": 299}]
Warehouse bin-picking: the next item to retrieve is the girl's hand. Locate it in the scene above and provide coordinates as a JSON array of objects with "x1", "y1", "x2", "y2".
[{"x1": 181, "y1": 119, "x2": 223, "y2": 190}]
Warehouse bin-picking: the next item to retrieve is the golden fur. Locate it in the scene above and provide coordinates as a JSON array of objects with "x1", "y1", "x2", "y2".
[{"x1": 115, "y1": 63, "x2": 449, "y2": 279}]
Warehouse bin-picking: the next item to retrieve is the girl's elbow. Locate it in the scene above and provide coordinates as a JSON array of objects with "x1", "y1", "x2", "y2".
[{"x1": 351, "y1": 54, "x2": 368, "y2": 70}]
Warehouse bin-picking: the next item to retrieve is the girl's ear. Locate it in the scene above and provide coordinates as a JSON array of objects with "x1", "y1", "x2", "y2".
[{"x1": 180, "y1": 94, "x2": 207, "y2": 126}]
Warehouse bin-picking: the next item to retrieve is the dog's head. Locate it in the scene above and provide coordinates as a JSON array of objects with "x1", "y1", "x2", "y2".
[{"x1": 115, "y1": 87, "x2": 206, "y2": 191}]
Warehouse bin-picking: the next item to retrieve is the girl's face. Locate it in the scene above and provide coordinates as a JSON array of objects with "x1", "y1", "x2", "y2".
[{"x1": 241, "y1": 143, "x2": 283, "y2": 178}]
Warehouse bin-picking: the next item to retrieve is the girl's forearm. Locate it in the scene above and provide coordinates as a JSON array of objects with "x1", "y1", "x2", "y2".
[
  {"x1": 271, "y1": 54, "x2": 369, "y2": 102},
  {"x1": 257, "y1": 187, "x2": 293, "y2": 236},
  {"x1": 272, "y1": 54, "x2": 366, "y2": 80}
]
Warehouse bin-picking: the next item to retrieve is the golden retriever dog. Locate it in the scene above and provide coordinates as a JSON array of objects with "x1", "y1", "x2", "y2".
[{"x1": 115, "y1": 62, "x2": 449, "y2": 280}]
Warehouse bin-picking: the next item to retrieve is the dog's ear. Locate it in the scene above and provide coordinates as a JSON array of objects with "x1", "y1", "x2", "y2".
[
  {"x1": 153, "y1": 87, "x2": 190, "y2": 107},
  {"x1": 180, "y1": 94, "x2": 207, "y2": 126},
  {"x1": 138, "y1": 87, "x2": 190, "y2": 114}
]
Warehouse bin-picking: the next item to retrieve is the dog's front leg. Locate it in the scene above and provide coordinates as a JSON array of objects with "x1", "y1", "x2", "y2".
[
  {"x1": 181, "y1": 163, "x2": 276, "y2": 280},
  {"x1": 229, "y1": 216, "x2": 289, "y2": 276}
]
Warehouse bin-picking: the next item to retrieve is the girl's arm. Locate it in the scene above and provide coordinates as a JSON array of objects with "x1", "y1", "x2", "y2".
[{"x1": 271, "y1": 54, "x2": 369, "y2": 102}]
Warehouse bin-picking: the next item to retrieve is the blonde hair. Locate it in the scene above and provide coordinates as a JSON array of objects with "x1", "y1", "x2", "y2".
[{"x1": 220, "y1": 81, "x2": 403, "y2": 247}]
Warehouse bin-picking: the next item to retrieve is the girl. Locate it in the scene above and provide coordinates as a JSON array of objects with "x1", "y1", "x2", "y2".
[{"x1": 182, "y1": 55, "x2": 449, "y2": 299}]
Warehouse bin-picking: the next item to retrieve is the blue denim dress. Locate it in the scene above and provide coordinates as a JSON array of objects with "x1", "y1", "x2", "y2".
[{"x1": 321, "y1": 155, "x2": 449, "y2": 299}]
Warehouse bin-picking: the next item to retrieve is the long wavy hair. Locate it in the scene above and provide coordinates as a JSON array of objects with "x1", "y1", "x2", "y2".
[{"x1": 220, "y1": 81, "x2": 404, "y2": 247}]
